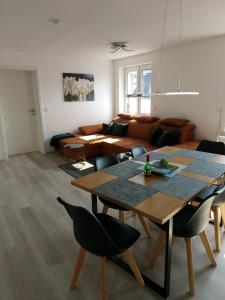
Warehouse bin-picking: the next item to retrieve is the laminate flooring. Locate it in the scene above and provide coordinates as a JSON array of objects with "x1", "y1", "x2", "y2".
[{"x1": 0, "y1": 151, "x2": 224, "y2": 300}]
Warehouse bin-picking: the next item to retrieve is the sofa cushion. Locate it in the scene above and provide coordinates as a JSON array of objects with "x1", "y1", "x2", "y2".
[
  {"x1": 112, "y1": 117, "x2": 129, "y2": 124},
  {"x1": 127, "y1": 120, "x2": 155, "y2": 140},
  {"x1": 112, "y1": 123, "x2": 128, "y2": 137},
  {"x1": 101, "y1": 136, "x2": 152, "y2": 155},
  {"x1": 79, "y1": 124, "x2": 103, "y2": 135},
  {"x1": 117, "y1": 113, "x2": 137, "y2": 120},
  {"x1": 159, "y1": 118, "x2": 189, "y2": 127},
  {"x1": 135, "y1": 116, "x2": 159, "y2": 123},
  {"x1": 150, "y1": 126, "x2": 163, "y2": 146},
  {"x1": 102, "y1": 122, "x2": 114, "y2": 135},
  {"x1": 178, "y1": 124, "x2": 196, "y2": 143}
]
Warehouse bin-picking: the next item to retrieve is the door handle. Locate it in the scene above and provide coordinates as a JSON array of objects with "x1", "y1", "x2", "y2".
[{"x1": 28, "y1": 109, "x2": 36, "y2": 115}]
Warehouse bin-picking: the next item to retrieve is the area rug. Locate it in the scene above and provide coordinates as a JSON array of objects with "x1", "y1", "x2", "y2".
[{"x1": 58, "y1": 158, "x2": 96, "y2": 178}]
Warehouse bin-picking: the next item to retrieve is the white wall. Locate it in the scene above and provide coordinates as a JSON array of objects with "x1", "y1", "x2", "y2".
[
  {"x1": 114, "y1": 35, "x2": 225, "y2": 140},
  {"x1": 0, "y1": 51, "x2": 113, "y2": 155}
]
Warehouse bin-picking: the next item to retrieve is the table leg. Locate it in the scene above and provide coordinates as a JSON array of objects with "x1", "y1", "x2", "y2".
[
  {"x1": 91, "y1": 194, "x2": 98, "y2": 214},
  {"x1": 109, "y1": 217, "x2": 174, "y2": 298},
  {"x1": 163, "y1": 218, "x2": 173, "y2": 297}
]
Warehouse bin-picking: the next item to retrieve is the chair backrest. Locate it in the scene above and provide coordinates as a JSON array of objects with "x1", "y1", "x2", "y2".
[
  {"x1": 195, "y1": 180, "x2": 225, "y2": 207},
  {"x1": 95, "y1": 154, "x2": 119, "y2": 171},
  {"x1": 196, "y1": 140, "x2": 225, "y2": 155},
  {"x1": 182, "y1": 196, "x2": 215, "y2": 237},
  {"x1": 56, "y1": 197, "x2": 121, "y2": 256},
  {"x1": 131, "y1": 146, "x2": 147, "y2": 158},
  {"x1": 215, "y1": 180, "x2": 225, "y2": 194}
]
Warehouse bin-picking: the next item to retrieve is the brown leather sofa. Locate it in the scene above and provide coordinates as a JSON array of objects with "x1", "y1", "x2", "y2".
[{"x1": 59, "y1": 114, "x2": 200, "y2": 159}]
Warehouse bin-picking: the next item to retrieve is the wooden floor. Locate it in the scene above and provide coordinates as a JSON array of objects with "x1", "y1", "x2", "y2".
[{"x1": 0, "y1": 151, "x2": 225, "y2": 300}]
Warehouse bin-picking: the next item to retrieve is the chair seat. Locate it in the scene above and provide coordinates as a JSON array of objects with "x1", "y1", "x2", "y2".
[
  {"x1": 153, "y1": 205, "x2": 198, "y2": 238},
  {"x1": 99, "y1": 197, "x2": 128, "y2": 211},
  {"x1": 96, "y1": 213, "x2": 140, "y2": 251},
  {"x1": 212, "y1": 193, "x2": 225, "y2": 207}
]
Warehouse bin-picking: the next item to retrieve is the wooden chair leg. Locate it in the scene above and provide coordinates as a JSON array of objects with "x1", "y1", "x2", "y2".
[
  {"x1": 213, "y1": 206, "x2": 221, "y2": 251},
  {"x1": 137, "y1": 214, "x2": 151, "y2": 237},
  {"x1": 70, "y1": 247, "x2": 86, "y2": 289},
  {"x1": 119, "y1": 211, "x2": 125, "y2": 222},
  {"x1": 220, "y1": 204, "x2": 225, "y2": 229},
  {"x1": 199, "y1": 231, "x2": 217, "y2": 267},
  {"x1": 102, "y1": 205, "x2": 109, "y2": 214},
  {"x1": 100, "y1": 257, "x2": 107, "y2": 300},
  {"x1": 184, "y1": 238, "x2": 195, "y2": 296},
  {"x1": 122, "y1": 249, "x2": 145, "y2": 288},
  {"x1": 148, "y1": 230, "x2": 165, "y2": 268}
]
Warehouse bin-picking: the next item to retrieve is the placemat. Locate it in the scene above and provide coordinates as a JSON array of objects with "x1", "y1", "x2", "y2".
[
  {"x1": 151, "y1": 175, "x2": 207, "y2": 201},
  {"x1": 184, "y1": 160, "x2": 225, "y2": 178},
  {"x1": 171, "y1": 149, "x2": 213, "y2": 160},
  {"x1": 94, "y1": 177, "x2": 157, "y2": 207},
  {"x1": 133, "y1": 151, "x2": 172, "y2": 163},
  {"x1": 103, "y1": 160, "x2": 143, "y2": 178}
]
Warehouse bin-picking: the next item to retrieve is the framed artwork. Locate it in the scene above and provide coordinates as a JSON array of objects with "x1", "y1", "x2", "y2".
[{"x1": 63, "y1": 73, "x2": 95, "y2": 101}]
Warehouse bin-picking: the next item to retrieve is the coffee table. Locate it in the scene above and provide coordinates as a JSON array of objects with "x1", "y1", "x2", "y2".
[{"x1": 63, "y1": 143, "x2": 85, "y2": 162}]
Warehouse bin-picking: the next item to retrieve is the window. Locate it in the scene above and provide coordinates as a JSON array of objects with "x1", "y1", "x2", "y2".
[{"x1": 124, "y1": 64, "x2": 152, "y2": 115}]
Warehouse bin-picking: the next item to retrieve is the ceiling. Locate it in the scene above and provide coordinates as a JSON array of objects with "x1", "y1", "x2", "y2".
[{"x1": 0, "y1": 0, "x2": 225, "y2": 60}]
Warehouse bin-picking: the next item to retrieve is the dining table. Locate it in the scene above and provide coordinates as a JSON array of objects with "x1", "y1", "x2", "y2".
[{"x1": 71, "y1": 146, "x2": 225, "y2": 298}]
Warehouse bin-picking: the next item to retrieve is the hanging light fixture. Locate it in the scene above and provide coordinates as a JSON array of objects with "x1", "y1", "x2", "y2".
[{"x1": 150, "y1": 0, "x2": 199, "y2": 96}]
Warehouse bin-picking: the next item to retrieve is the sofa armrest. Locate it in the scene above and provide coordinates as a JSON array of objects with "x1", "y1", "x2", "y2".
[{"x1": 79, "y1": 124, "x2": 103, "y2": 135}]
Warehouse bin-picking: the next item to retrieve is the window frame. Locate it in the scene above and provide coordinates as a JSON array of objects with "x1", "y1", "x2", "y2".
[{"x1": 124, "y1": 63, "x2": 152, "y2": 116}]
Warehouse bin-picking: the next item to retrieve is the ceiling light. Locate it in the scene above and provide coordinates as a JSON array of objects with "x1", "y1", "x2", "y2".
[
  {"x1": 109, "y1": 42, "x2": 134, "y2": 53},
  {"x1": 150, "y1": 91, "x2": 199, "y2": 96},
  {"x1": 150, "y1": 0, "x2": 199, "y2": 97}
]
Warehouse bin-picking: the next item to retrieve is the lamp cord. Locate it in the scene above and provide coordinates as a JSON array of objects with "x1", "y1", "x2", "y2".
[
  {"x1": 178, "y1": 0, "x2": 182, "y2": 92},
  {"x1": 157, "y1": 0, "x2": 168, "y2": 92}
]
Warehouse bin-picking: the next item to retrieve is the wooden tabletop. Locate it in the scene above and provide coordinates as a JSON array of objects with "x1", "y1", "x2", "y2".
[{"x1": 71, "y1": 146, "x2": 225, "y2": 224}]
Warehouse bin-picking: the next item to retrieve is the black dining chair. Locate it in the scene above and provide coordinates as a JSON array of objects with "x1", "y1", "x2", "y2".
[
  {"x1": 148, "y1": 195, "x2": 217, "y2": 296},
  {"x1": 131, "y1": 146, "x2": 147, "y2": 158},
  {"x1": 196, "y1": 139, "x2": 225, "y2": 251},
  {"x1": 95, "y1": 154, "x2": 151, "y2": 237},
  {"x1": 195, "y1": 179, "x2": 225, "y2": 251},
  {"x1": 196, "y1": 139, "x2": 225, "y2": 155},
  {"x1": 56, "y1": 197, "x2": 144, "y2": 299}
]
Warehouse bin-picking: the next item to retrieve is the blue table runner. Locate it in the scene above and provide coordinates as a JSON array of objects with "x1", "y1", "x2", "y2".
[
  {"x1": 184, "y1": 160, "x2": 225, "y2": 178},
  {"x1": 151, "y1": 175, "x2": 207, "y2": 201},
  {"x1": 134, "y1": 151, "x2": 172, "y2": 163},
  {"x1": 103, "y1": 160, "x2": 143, "y2": 178},
  {"x1": 94, "y1": 177, "x2": 157, "y2": 207},
  {"x1": 171, "y1": 149, "x2": 213, "y2": 160}
]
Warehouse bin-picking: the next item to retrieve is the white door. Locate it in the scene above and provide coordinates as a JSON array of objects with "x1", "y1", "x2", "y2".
[{"x1": 0, "y1": 70, "x2": 38, "y2": 156}]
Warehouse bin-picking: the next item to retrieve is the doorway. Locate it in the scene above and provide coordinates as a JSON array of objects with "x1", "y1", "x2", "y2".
[{"x1": 0, "y1": 69, "x2": 44, "y2": 158}]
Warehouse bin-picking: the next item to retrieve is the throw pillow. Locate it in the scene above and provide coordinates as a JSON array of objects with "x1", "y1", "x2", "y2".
[
  {"x1": 157, "y1": 130, "x2": 180, "y2": 148},
  {"x1": 157, "y1": 131, "x2": 171, "y2": 148},
  {"x1": 112, "y1": 123, "x2": 128, "y2": 137},
  {"x1": 169, "y1": 130, "x2": 180, "y2": 145},
  {"x1": 102, "y1": 122, "x2": 114, "y2": 135},
  {"x1": 135, "y1": 116, "x2": 159, "y2": 123},
  {"x1": 159, "y1": 118, "x2": 189, "y2": 127},
  {"x1": 150, "y1": 126, "x2": 162, "y2": 146}
]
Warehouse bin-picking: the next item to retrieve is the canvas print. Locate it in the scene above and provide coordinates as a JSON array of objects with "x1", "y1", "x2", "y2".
[{"x1": 63, "y1": 73, "x2": 95, "y2": 101}]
